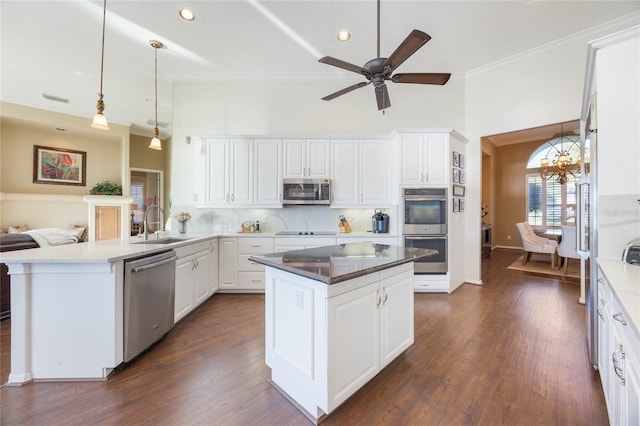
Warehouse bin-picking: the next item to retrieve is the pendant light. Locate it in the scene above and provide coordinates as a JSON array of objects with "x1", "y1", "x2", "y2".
[
  {"x1": 91, "y1": 0, "x2": 109, "y2": 130},
  {"x1": 149, "y1": 40, "x2": 163, "y2": 150}
]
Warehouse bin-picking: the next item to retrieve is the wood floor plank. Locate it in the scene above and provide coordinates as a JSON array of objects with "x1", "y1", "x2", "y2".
[{"x1": 0, "y1": 249, "x2": 608, "y2": 425}]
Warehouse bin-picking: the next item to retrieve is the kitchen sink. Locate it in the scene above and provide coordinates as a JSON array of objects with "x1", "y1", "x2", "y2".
[{"x1": 134, "y1": 237, "x2": 193, "y2": 245}]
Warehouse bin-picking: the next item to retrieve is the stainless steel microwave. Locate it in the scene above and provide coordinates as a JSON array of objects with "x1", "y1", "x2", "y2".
[{"x1": 282, "y1": 179, "x2": 331, "y2": 205}]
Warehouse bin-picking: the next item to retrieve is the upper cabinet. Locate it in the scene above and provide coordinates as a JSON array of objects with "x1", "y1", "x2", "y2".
[
  {"x1": 331, "y1": 139, "x2": 394, "y2": 207},
  {"x1": 396, "y1": 132, "x2": 448, "y2": 186},
  {"x1": 254, "y1": 139, "x2": 282, "y2": 207},
  {"x1": 283, "y1": 139, "x2": 330, "y2": 179},
  {"x1": 197, "y1": 138, "x2": 254, "y2": 207}
]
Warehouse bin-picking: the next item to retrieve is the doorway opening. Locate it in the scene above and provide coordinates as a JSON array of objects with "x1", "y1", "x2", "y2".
[{"x1": 130, "y1": 168, "x2": 163, "y2": 235}]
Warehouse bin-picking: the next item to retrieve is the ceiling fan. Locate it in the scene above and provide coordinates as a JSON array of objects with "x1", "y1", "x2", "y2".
[{"x1": 318, "y1": 0, "x2": 451, "y2": 111}]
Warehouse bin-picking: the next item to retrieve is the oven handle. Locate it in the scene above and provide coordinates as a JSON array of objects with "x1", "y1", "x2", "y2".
[
  {"x1": 404, "y1": 197, "x2": 447, "y2": 201},
  {"x1": 405, "y1": 236, "x2": 447, "y2": 240}
]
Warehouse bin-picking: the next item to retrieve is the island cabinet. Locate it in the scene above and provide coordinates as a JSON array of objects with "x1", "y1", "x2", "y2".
[
  {"x1": 395, "y1": 131, "x2": 448, "y2": 185},
  {"x1": 265, "y1": 262, "x2": 414, "y2": 422},
  {"x1": 282, "y1": 139, "x2": 330, "y2": 179},
  {"x1": 174, "y1": 240, "x2": 212, "y2": 323},
  {"x1": 597, "y1": 264, "x2": 640, "y2": 426},
  {"x1": 330, "y1": 138, "x2": 393, "y2": 207}
]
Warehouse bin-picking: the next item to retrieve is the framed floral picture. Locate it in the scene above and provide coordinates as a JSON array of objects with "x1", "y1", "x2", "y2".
[
  {"x1": 33, "y1": 145, "x2": 86, "y2": 186},
  {"x1": 453, "y1": 198, "x2": 460, "y2": 212},
  {"x1": 453, "y1": 151, "x2": 460, "y2": 167},
  {"x1": 453, "y1": 184, "x2": 465, "y2": 197},
  {"x1": 453, "y1": 168, "x2": 459, "y2": 183},
  {"x1": 459, "y1": 153, "x2": 465, "y2": 169},
  {"x1": 459, "y1": 170, "x2": 465, "y2": 184}
]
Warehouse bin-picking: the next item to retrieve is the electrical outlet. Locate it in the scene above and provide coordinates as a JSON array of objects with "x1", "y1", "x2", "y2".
[
  {"x1": 355, "y1": 215, "x2": 361, "y2": 223},
  {"x1": 233, "y1": 215, "x2": 239, "y2": 223},
  {"x1": 262, "y1": 216, "x2": 268, "y2": 223},
  {"x1": 507, "y1": 235, "x2": 511, "y2": 240}
]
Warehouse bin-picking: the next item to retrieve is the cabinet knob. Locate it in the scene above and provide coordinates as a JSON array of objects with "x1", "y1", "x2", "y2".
[{"x1": 613, "y1": 312, "x2": 628, "y2": 326}]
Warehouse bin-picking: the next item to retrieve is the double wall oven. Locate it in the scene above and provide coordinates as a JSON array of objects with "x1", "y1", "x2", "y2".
[{"x1": 403, "y1": 187, "x2": 447, "y2": 274}]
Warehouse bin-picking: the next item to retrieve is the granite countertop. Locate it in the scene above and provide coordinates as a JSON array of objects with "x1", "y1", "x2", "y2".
[{"x1": 249, "y1": 242, "x2": 437, "y2": 284}]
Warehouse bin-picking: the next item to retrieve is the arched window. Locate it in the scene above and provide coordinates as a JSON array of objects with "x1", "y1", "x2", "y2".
[{"x1": 525, "y1": 135, "x2": 582, "y2": 229}]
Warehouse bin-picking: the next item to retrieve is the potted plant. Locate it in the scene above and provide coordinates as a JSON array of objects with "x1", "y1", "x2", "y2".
[{"x1": 90, "y1": 180, "x2": 123, "y2": 195}]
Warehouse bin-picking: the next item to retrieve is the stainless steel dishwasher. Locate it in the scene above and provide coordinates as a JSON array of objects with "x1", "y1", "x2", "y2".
[{"x1": 123, "y1": 250, "x2": 177, "y2": 363}]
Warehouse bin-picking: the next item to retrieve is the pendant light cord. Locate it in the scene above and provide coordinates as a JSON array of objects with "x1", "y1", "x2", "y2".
[
  {"x1": 376, "y1": 0, "x2": 380, "y2": 58},
  {"x1": 99, "y1": 0, "x2": 106, "y2": 98},
  {"x1": 154, "y1": 45, "x2": 158, "y2": 130}
]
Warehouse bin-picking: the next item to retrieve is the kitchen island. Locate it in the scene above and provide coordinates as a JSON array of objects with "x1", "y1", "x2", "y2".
[{"x1": 249, "y1": 242, "x2": 436, "y2": 423}]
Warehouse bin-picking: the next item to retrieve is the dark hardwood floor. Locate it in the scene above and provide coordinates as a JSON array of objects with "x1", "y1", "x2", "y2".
[{"x1": 0, "y1": 249, "x2": 608, "y2": 425}]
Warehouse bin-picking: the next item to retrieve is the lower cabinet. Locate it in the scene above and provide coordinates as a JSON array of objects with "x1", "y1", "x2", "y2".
[
  {"x1": 219, "y1": 237, "x2": 274, "y2": 292},
  {"x1": 597, "y1": 270, "x2": 640, "y2": 426},
  {"x1": 174, "y1": 240, "x2": 212, "y2": 323},
  {"x1": 327, "y1": 265, "x2": 414, "y2": 407},
  {"x1": 265, "y1": 262, "x2": 414, "y2": 420}
]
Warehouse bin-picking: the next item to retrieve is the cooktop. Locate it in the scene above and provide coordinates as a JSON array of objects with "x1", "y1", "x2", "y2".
[{"x1": 275, "y1": 231, "x2": 337, "y2": 236}]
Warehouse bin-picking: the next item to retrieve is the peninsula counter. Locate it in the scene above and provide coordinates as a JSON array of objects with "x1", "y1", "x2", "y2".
[{"x1": 249, "y1": 242, "x2": 436, "y2": 423}]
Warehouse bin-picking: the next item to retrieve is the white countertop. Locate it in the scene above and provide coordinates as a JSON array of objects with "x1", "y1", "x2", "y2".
[
  {"x1": 0, "y1": 231, "x2": 400, "y2": 263},
  {"x1": 597, "y1": 258, "x2": 640, "y2": 338}
]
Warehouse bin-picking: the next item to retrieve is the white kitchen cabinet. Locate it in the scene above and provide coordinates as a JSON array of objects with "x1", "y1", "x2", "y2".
[
  {"x1": 174, "y1": 240, "x2": 212, "y2": 323},
  {"x1": 330, "y1": 139, "x2": 392, "y2": 207},
  {"x1": 208, "y1": 239, "x2": 219, "y2": 294},
  {"x1": 396, "y1": 132, "x2": 448, "y2": 185},
  {"x1": 597, "y1": 268, "x2": 640, "y2": 426},
  {"x1": 265, "y1": 262, "x2": 414, "y2": 420},
  {"x1": 218, "y1": 237, "x2": 238, "y2": 290},
  {"x1": 197, "y1": 138, "x2": 254, "y2": 207},
  {"x1": 254, "y1": 139, "x2": 282, "y2": 207},
  {"x1": 218, "y1": 237, "x2": 274, "y2": 292},
  {"x1": 283, "y1": 139, "x2": 330, "y2": 178}
]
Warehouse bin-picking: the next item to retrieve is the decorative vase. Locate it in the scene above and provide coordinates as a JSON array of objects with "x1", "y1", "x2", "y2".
[{"x1": 178, "y1": 221, "x2": 187, "y2": 234}]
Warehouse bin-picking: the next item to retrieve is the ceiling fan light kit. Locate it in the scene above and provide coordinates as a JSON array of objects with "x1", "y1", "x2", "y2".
[{"x1": 319, "y1": 0, "x2": 450, "y2": 111}]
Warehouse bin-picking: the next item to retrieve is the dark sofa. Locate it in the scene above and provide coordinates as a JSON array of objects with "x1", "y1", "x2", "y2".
[{"x1": 1, "y1": 233, "x2": 40, "y2": 319}]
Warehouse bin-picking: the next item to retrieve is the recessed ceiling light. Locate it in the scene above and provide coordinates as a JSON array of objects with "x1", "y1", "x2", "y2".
[
  {"x1": 179, "y1": 8, "x2": 195, "y2": 21},
  {"x1": 337, "y1": 31, "x2": 350, "y2": 41}
]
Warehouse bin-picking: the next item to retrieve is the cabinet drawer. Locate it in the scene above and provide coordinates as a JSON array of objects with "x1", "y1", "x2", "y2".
[
  {"x1": 238, "y1": 254, "x2": 266, "y2": 272},
  {"x1": 174, "y1": 240, "x2": 211, "y2": 258},
  {"x1": 238, "y1": 237, "x2": 274, "y2": 254},
  {"x1": 238, "y1": 271, "x2": 265, "y2": 289}
]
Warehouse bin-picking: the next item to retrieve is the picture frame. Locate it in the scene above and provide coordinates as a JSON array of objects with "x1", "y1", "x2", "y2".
[
  {"x1": 459, "y1": 153, "x2": 465, "y2": 169},
  {"x1": 452, "y1": 151, "x2": 460, "y2": 167},
  {"x1": 33, "y1": 145, "x2": 86, "y2": 186},
  {"x1": 459, "y1": 198, "x2": 465, "y2": 212},
  {"x1": 453, "y1": 198, "x2": 460, "y2": 212},
  {"x1": 459, "y1": 169, "x2": 465, "y2": 184},
  {"x1": 453, "y1": 184, "x2": 465, "y2": 197},
  {"x1": 453, "y1": 168, "x2": 459, "y2": 183}
]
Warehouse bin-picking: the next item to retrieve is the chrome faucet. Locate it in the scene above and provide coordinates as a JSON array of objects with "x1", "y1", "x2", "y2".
[{"x1": 143, "y1": 205, "x2": 164, "y2": 240}]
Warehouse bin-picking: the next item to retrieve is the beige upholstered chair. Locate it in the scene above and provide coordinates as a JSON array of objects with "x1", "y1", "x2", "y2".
[
  {"x1": 516, "y1": 222, "x2": 558, "y2": 269},
  {"x1": 557, "y1": 225, "x2": 580, "y2": 273}
]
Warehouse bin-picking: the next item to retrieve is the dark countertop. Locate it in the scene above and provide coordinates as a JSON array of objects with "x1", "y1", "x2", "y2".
[{"x1": 249, "y1": 242, "x2": 437, "y2": 284}]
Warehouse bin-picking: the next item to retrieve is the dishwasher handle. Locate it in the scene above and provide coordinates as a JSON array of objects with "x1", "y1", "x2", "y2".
[{"x1": 132, "y1": 255, "x2": 177, "y2": 273}]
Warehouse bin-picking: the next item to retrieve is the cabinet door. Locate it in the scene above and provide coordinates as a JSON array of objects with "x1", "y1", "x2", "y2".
[
  {"x1": 307, "y1": 139, "x2": 330, "y2": 178},
  {"x1": 283, "y1": 139, "x2": 306, "y2": 178},
  {"x1": 219, "y1": 238, "x2": 238, "y2": 289},
  {"x1": 360, "y1": 139, "x2": 391, "y2": 205},
  {"x1": 330, "y1": 139, "x2": 359, "y2": 206},
  {"x1": 95, "y1": 205, "x2": 121, "y2": 240},
  {"x1": 193, "y1": 251, "x2": 211, "y2": 306},
  {"x1": 254, "y1": 139, "x2": 282, "y2": 206},
  {"x1": 624, "y1": 347, "x2": 640, "y2": 426},
  {"x1": 424, "y1": 134, "x2": 448, "y2": 184},
  {"x1": 380, "y1": 270, "x2": 414, "y2": 367},
  {"x1": 174, "y1": 256, "x2": 195, "y2": 322},
  {"x1": 230, "y1": 139, "x2": 253, "y2": 206},
  {"x1": 399, "y1": 134, "x2": 424, "y2": 184},
  {"x1": 205, "y1": 138, "x2": 230, "y2": 206},
  {"x1": 327, "y1": 281, "x2": 380, "y2": 410},
  {"x1": 209, "y1": 240, "x2": 219, "y2": 294}
]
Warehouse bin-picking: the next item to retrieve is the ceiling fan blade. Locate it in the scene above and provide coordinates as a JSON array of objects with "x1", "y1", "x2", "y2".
[
  {"x1": 382, "y1": 30, "x2": 431, "y2": 72},
  {"x1": 391, "y1": 73, "x2": 451, "y2": 85},
  {"x1": 318, "y1": 56, "x2": 369, "y2": 77},
  {"x1": 321, "y1": 81, "x2": 370, "y2": 101},
  {"x1": 375, "y1": 85, "x2": 391, "y2": 110}
]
